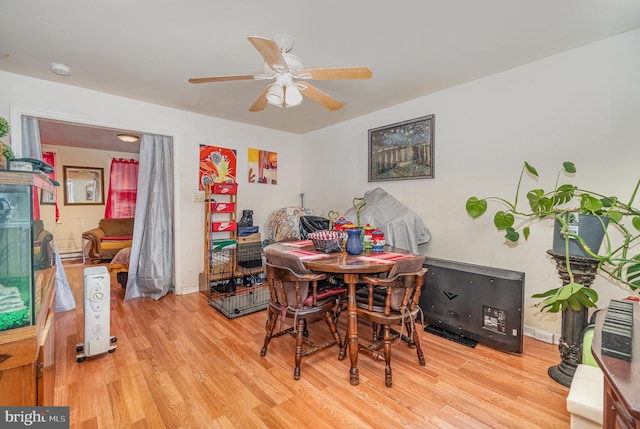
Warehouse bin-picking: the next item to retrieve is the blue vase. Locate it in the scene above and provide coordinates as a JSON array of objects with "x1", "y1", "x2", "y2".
[{"x1": 345, "y1": 228, "x2": 364, "y2": 255}]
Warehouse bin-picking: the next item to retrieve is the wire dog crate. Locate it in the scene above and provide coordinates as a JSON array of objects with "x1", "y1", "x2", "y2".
[
  {"x1": 208, "y1": 242, "x2": 268, "y2": 318},
  {"x1": 209, "y1": 283, "x2": 269, "y2": 318}
]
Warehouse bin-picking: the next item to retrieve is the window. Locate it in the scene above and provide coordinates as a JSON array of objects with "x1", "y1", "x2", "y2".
[{"x1": 105, "y1": 158, "x2": 139, "y2": 218}]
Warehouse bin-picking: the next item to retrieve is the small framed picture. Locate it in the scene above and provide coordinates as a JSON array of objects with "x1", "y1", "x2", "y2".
[{"x1": 41, "y1": 189, "x2": 56, "y2": 205}]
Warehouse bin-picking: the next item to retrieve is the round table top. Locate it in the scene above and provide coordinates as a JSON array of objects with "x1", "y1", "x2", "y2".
[{"x1": 265, "y1": 241, "x2": 414, "y2": 275}]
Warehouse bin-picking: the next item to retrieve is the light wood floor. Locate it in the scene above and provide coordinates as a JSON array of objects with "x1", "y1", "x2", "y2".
[{"x1": 54, "y1": 263, "x2": 570, "y2": 428}]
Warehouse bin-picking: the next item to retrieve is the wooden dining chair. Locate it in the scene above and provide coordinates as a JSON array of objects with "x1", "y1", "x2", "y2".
[
  {"x1": 261, "y1": 248, "x2": 345, "y2": 380},
  {"x1": 348, "y1": 255, "x2": 427, "y2": 387}
]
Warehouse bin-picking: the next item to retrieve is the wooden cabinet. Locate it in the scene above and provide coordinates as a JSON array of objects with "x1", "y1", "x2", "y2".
[
  {"x1": 0, "y1": 270, "x2": 56, "y2": 406},
  {"x1": 0, "y1": 171, "x2": 57, "y2": 406},
  {"x1": 592, "y1": 304, "x2": 640, "y2": 429}
]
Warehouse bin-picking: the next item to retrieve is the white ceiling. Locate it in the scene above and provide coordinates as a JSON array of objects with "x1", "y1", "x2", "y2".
[
  {"x1": 37, "y1": 119, "x2": 141, "y2": 154},
  {"x1": 2, "y1": 1, "x2": 640, "y2": 150}
]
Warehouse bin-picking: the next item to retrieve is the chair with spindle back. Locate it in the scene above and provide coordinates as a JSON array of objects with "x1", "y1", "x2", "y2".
[
  {"x1": 348, "y1": 255, "x2": 427, "y2": 387},
  {"x1": 261, "y1": 248, "x2": 345, "y2": 380}
]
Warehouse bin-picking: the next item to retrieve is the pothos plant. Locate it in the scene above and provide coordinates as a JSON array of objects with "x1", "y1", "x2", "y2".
[{"x1": 465, "y1": 161, "x2": 640, "y2": 313}]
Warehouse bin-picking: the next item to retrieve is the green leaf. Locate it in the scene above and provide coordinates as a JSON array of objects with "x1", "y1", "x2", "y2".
[
  {"x1": 581, "y1": 287, "x2": 599, "y2": 303},
  {"x1": 607, "y1": 210, "x2": 623, "y2": 223},
  {"x1": 553, "y1": 184, "x2": 576, "y2": 206},
  {"x1": 542, "y1": 295, "x2": 557, "y2": 306},
  {"x1": 580, "y1": 194, "x2": 604, "y2": 213},
  {"x1": 466, "y1": 197, "x2": 487, "y2": 219},
  {"x1": 532, "y1": 288, "x2": 559, "y2": 298},
  {"x1": 523, "y1": 226, "x2": 530, "y2": 240},
  {"x1": 632, "y1": 216, "x2": 640, "y2": 232},
  {"x1": 549, "y1": 301, "x2": 562, "y2": 313},
  {"x1": 527, "y1": 189, "x2": 544, "y2": 211},
  {"x1": 524, "y1": 162, "x2": 539, "y2": 178},
  {"x1": 493, "y1": 211, "x2": 515, "y2": 230},
  {"x1": 570, "y1": 282, "x2": 584, "y2": 294},
  {"x1": 528, "y1": 190, "x2": 555, "y2": 213},
  {"x1": 626, "y1": 262, "x2": 640, "y2": 275},
  {"x1": 504, "y1": 227, "x2": 520, "y2": 242},
  {"x1": 563, "y1": 162, "x2": 576, "y2": 174},
  {"x1": 626, "y1": 263, "x2": 640, "y2": 290},
  {"x1": 575, "y1": 290, "x2": 596, "y2": 308},
  {"x1": 556, "y1": 284, "x2": 574, "y2": 301},
  {"x1": 568, "y1": 295, "x2": 581, "y2": 311}
]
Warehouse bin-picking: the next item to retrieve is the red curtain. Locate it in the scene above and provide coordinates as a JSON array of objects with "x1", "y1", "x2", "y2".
[
  {"x1": 32, "y1": 188, "x2": 40, "y2": 220},
  {"x1": 41, "y1": 151, "x2": 59, "y2": 221},
  {"x1": 105, "y1": 158, "x2": 139, "y2": 219}
]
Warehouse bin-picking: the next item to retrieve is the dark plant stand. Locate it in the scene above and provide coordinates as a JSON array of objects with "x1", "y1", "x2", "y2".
[{"x1": 546, "y1": 249, "x2": 599, "y2": 387}]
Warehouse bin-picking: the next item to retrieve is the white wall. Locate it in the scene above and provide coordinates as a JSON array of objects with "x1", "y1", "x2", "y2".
[
  {"x1": 0, "y1": 71, "x2": 302, "y2": 295},
  {"x1": 300, "y1": 29, "x2": 640, "y2": 332}
]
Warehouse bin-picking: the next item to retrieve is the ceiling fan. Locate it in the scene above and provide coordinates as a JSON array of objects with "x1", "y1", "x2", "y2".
[{"x1": 188, "y1": 34, "x2": 373, "y2": 112}]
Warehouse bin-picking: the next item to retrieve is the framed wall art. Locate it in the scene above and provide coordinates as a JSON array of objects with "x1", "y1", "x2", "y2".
[
  {"x1": 199, "y1": 145, "x2": 237, "y2": 190},
  {"x1": 247, "y1": 148, "x2": 278, "y2": 185},
  {"x1": 368, "y1": 114, "x2": 434, "y2": 182},
  {"x1": 41, "y1": 189, "x2": 56, "y2": 204}
]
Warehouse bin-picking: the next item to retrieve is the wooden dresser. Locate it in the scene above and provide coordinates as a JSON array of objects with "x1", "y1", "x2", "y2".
[{"x1": 592, "y1": 302, "x2": 640, "y2": 429}]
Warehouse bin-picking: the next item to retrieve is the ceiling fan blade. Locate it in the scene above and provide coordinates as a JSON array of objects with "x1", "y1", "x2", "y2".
[
  {"x1": 297, "y1": 67, "x2": 373, "y2": 80},
  {"x1": 249, "y1": 86, "x2": 270, "y2": 112},
  {"x1": 299, "y1": 83, "x2": 345, "y2": 111},
  {"x1": 188, "y1": 75, "x2": 256, "y2": 84},
  {"x1": 247, "y1": 36, "x2": 288, "y2": 73}
]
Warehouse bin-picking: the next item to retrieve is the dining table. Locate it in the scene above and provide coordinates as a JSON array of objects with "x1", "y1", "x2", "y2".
[{"x1": 264, "y1": 240, "x2": 417, "y2": 386}]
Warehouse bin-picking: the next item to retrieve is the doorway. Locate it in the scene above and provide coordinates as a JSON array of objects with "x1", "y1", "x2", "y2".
[
  {"x1": 36, "y1": 116, "x2": 173, "y2": 269},
  {"x1": 37, "y1": 118, "x2": 143, "y2": 261}
]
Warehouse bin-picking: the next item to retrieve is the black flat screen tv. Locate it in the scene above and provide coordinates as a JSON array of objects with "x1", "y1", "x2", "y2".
[{"x1": 420, "y1": 256, "x2": 525, "y2": 354}]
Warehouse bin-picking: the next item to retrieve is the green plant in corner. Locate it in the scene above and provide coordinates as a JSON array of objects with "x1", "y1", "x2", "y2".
[
  {"x1": 465, "y1": 161, "x2": 640, "y2": 312},
  {"x1": 0, "y1": 117, "x2": 8, "y2": 138},
  {"x1": 0, "y1": 117, "x2": 14, "y2": 161}
]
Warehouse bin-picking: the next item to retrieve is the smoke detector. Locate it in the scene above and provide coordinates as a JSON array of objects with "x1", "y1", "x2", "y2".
[{"x1": 50, "y1": 63, "x2": 71, "y2": 76}]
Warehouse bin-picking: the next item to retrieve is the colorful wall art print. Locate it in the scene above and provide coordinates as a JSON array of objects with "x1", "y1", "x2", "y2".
[
  {"x1": 199, "y1": 145, "x2": 237, "y2": 190},
  {"x1": 248, "y1": 148, "x2": 277, "y2": 185}
]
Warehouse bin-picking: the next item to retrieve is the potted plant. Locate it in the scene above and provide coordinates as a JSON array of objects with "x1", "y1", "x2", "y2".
[
  {"x1": 465, "y1": 161, "x2": 640, "y2": 312},
  {"x1": 0, "y1": 117, "x2": 14, "y2": 169}
]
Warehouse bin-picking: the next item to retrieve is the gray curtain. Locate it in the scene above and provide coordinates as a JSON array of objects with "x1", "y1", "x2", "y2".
[
  {"x1": 124, "y1": 134, "x2": 174, "y2": 300},
  {"x1": 20, "y1": 116, "x2": 43, "y2": 160}
]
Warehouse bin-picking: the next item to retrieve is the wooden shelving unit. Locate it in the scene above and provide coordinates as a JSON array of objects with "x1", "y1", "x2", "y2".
[
  {"x1": 201, "y1": 182, "x2": 238, "y2": 286},
  {"x1": 199, "y1": 183, "x2": 266, "y2": 318}
]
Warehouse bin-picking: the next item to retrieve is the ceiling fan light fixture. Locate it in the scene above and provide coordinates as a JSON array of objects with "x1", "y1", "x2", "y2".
[
  {"x1": 266, "y1": 83, "x2": 284, "y2": 107},
  {"x1": 189, "y1": 34, "x2": 372, "y2": 112},
  {"x1": 117, "y1": 134, "x2": 140, "y2": 143},
  {"x1": 284, "y1": 83, "x2": 303, "y2": 107}
]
